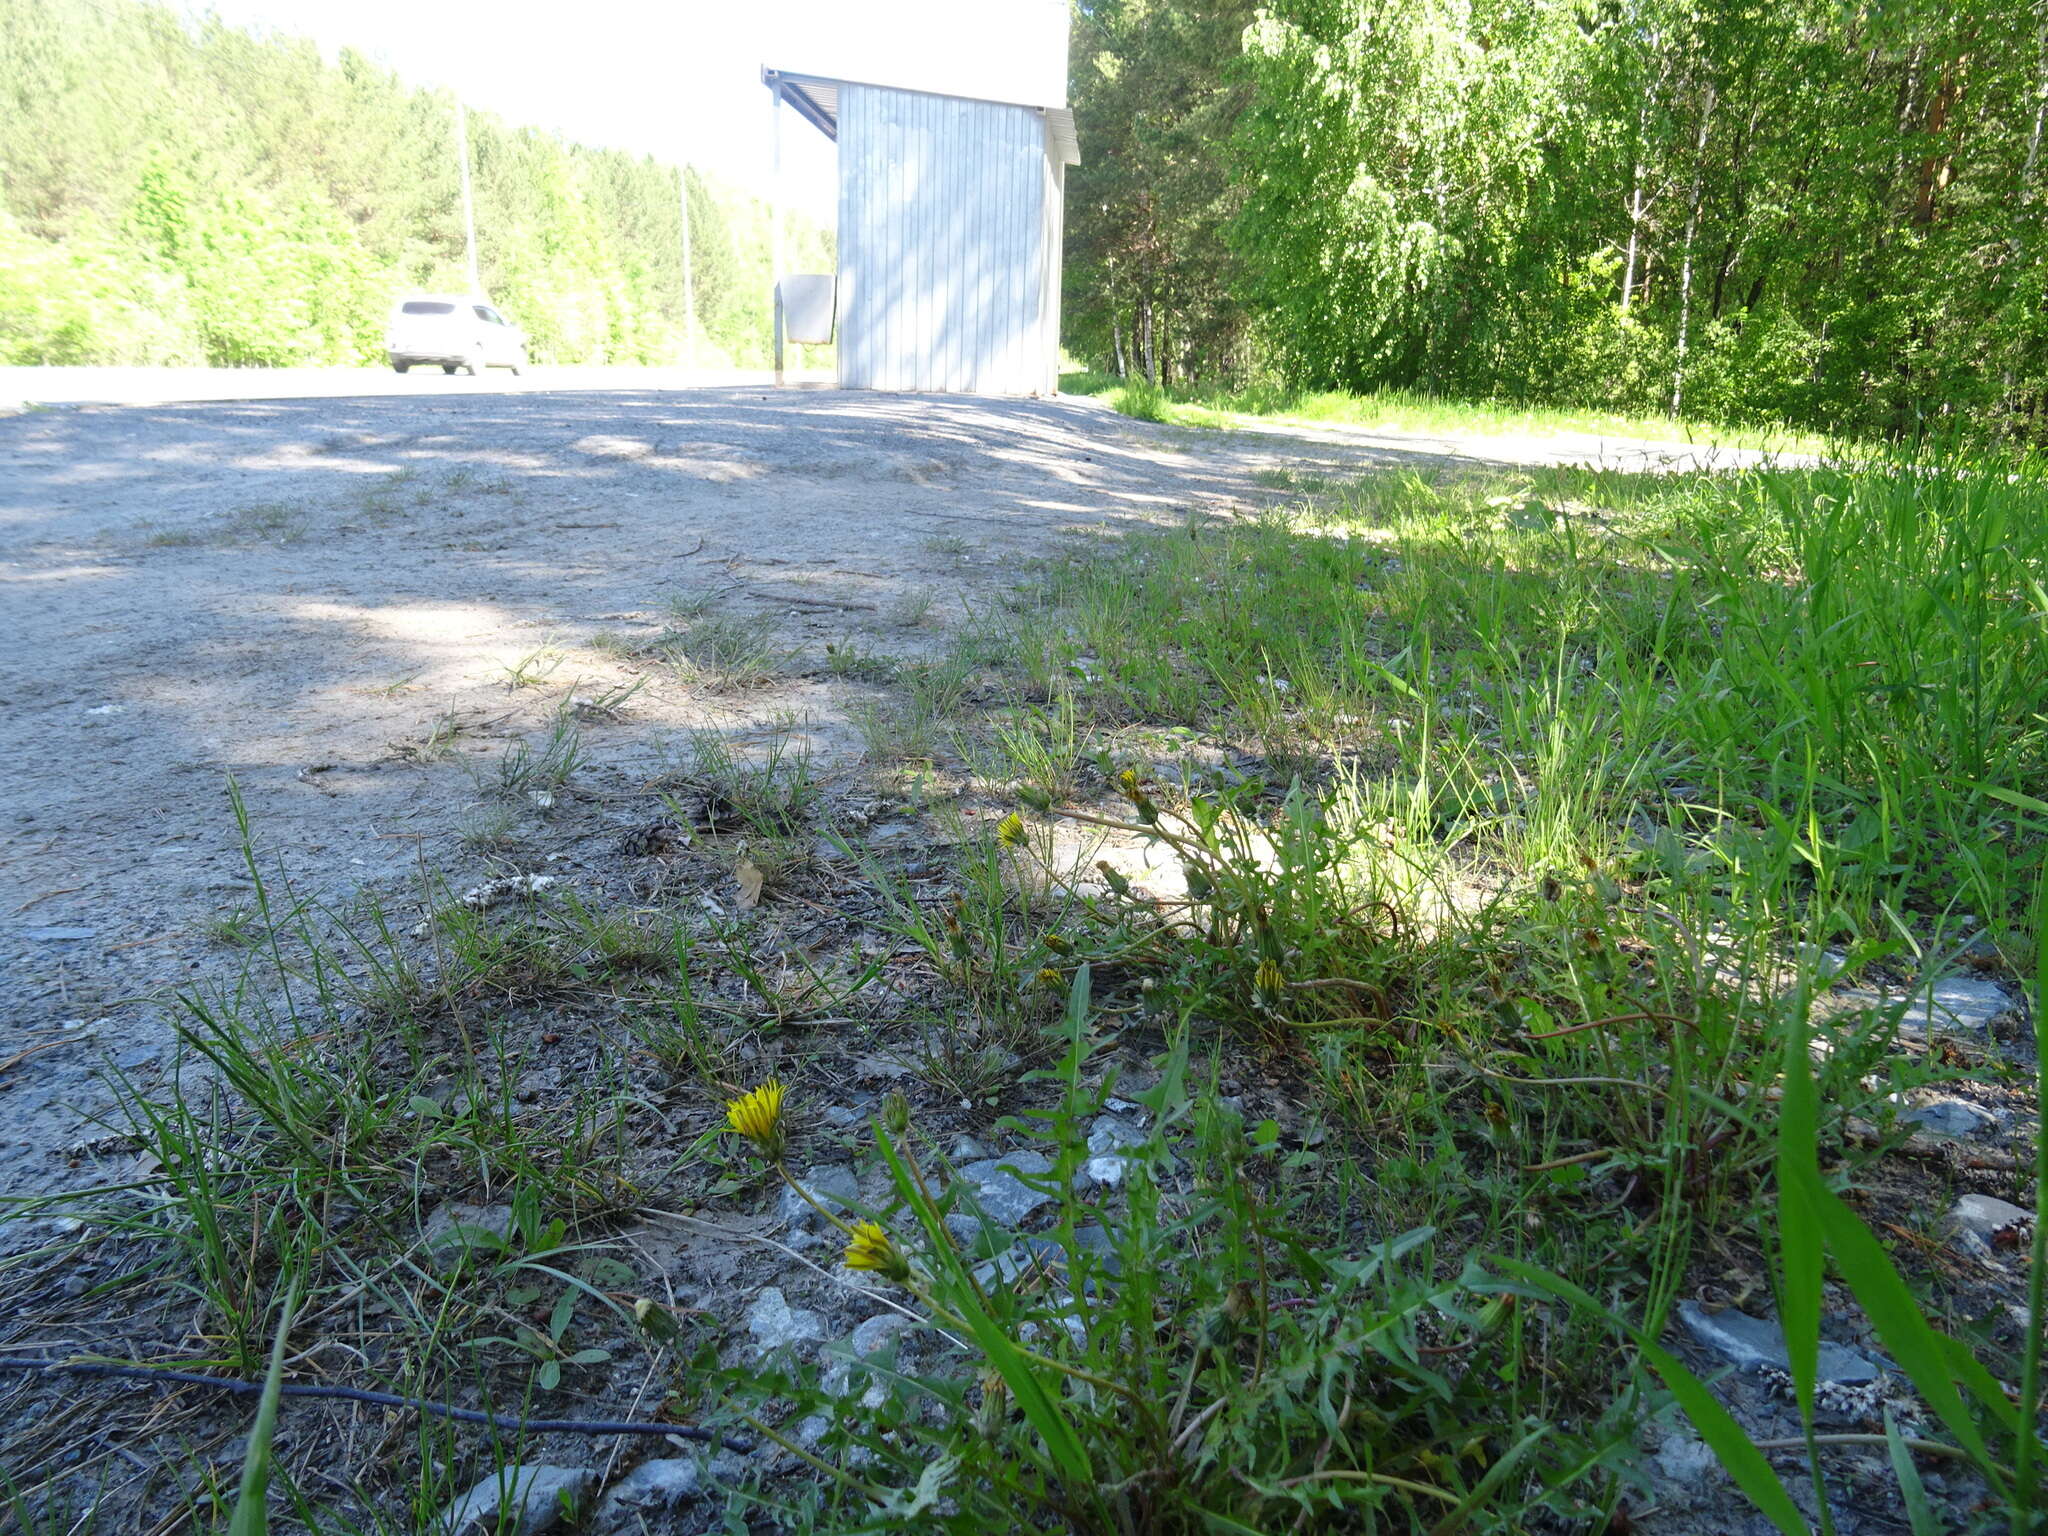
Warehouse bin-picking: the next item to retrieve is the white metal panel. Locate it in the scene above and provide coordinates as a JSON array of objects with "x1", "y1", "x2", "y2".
[{"x1": 837, "y1": 82, "x2": 1058, "y2": 395}]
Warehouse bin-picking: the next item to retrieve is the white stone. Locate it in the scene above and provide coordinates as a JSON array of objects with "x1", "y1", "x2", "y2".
[
  {"x1": 746, "y1": 1286, "x2": 824, "y2": 1355},
  {"x1": 439, "y1": 1464, "x2": 594, "y2": 1536},
  {"x1": 775, "y1": 1164, "x2": 859, "y2": 1230},
  {"x1": 592, "y1": 1458, "x2": 700, "y2": 1524},
  {"x1": 1676, "y1": 1301, "x2": 1877, "y2": 1383},
  {"x1": 1899, "y1": 975, "x2": 2015, "y2": 1034},
  {"x1": 1901, "y1": 1098, "x2": 1998, "y2": 1137},
  {"x1": 959, "y1": 1150, "x2": 1056, "y2": 1226},
  {"x1": 1080, "y1": 1115, "x2": 1146, "y2": 1187}
]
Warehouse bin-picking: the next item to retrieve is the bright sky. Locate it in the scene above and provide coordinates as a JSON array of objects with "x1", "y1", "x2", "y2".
[
  {"x1": 184, "y1": 0, "x2": 1072, "y2": 228},
  {"x1": 184, "y1": 0, "x2": 843, "y2": 220}
]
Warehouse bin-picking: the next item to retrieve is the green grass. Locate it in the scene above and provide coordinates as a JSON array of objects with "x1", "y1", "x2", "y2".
[
  {"x1": 1062, "y1": 370, "x2": 1834, "y2": 456},
  {"x1": 6, "y1": 451, "x2": 2041, "y2": 1533}
]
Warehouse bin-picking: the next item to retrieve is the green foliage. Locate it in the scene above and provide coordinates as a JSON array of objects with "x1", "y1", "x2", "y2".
[
  {"x1": 0, "y1": 0, "x2": 828, "y2": 367},
  {"x1": 1072, "y1": 0, "x2": 2048, "y2": 441}
]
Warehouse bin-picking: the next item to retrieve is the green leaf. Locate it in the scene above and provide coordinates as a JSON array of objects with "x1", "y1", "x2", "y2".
[
  {"x1": 227, "y1": 1277, "x2": 301, "y2": 1536},
  {"x1": 1883, "y1": 1410, "x2": 1940, "y2": 1536},
  {"x1": 1776, "y1": 1005, "x2": 1825, "y2": 1427},
  {"x1": 1812, "y1": 1187, "x2": 2010, "y2": 1477},
  {"x1": 874, "y1": 1124, "x2": 1093, "y2": 1487}
]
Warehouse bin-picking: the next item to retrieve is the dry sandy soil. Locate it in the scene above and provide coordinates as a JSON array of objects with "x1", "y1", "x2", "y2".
[{"x1": 0, "y1": 378, "x2": 1760, "y2": 1194}]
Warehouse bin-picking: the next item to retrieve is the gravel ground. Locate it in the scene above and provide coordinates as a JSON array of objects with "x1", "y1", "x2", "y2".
[{"x1": 0, "y1": 378, "x2": 1761, "y2": 1195}]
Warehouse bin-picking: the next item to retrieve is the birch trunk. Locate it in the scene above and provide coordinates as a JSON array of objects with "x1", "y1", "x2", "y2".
[{"x1": 1670, "y1": 88, "x2": 1716, "y2": 418}]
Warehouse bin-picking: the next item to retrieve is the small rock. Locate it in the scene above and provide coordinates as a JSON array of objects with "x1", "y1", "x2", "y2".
[
  {"x1": 848, "y1": 1312, "x2": 915, "y2": 1358},
  {"x1": 960, "y1": 1150, "x2": 1055, "y2": 1226},
  {"x1": 1655, "y1": 1431, "x2": 1720, "y2": 1486},
  {"x1": 419, "y1": 1203, "x2": 517, "y2": 1269},
  {"x1": 439, "y1": 1464, "x2": 594, "y2": 1535},
  {"x1": 1952, "y1": 1193, "x2": 2031, "y2": 1236},
  {"x1": 592, "y1": 1458, "x2": 699, "y2": 1525},
  {"x1": 1901, "y1": 1098, "x2": 1998, "y2": 1137},
  {"x1": 746, "y1": 1286, "x2": 824, "y2": 1355},
  {"x1": 1676, "y1": 1301, "x2": 1878, "y2": 1383},
  {"x1": 950, "y1": 1134, "x2": 989, "y2": 1161},
  {"x1": 1080, "y1": 1116, "x2": 1145, "y2": 1188},
  {"x1": 1899, "y1": 975, "x2": 2016, "y2": 1034},
  {"x1": 1796, "y1": 945, "x2": 1849, "y2": 980},
  {"x1": 776, "y1": 1165, "x2": 859, "y2": 1231},
  {"x1": 1948, "y1": 1194, "x2": 2034, "y2": 1261}
]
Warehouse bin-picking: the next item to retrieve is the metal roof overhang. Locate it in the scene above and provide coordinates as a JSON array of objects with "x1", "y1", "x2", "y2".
[{"x1": 762, "y1": 66, "x2": 1079, "y2": 165}]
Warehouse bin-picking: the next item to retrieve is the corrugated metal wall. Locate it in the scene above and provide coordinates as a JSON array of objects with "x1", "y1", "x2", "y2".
[{"x1": 837, "y1": 83, "x2": 1058, "y2": 395}]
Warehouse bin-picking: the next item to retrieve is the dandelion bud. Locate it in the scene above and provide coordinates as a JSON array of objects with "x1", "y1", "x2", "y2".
[
  {"x1": 1254, "y1": 959, "x2": 1287, "y2": 1006},
  {"x1": 995, "y1": 812, "x2": 1026, "y2": 848},
  {"x1": 843, "y1": 1220, "x2": 912, "y2": 1284},
  {"x1": 881, "y1": 1090, "x2": 912, "y2": 1137},
  {"x1": 975, "y1": 1369, "x2": 1010, "y2": 1439}
]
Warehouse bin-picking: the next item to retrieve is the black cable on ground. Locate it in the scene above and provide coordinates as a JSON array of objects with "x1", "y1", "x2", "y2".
[{"x1": 0, "y1": 1356, "x2": 754, "y2": 1453}]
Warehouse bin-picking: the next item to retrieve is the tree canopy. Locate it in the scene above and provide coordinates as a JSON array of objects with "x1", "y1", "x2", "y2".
[
  {"x1": 1067, "y1": 0, "x2": 2048, "y2": 439},
  {"x1": 0, "y1": 0, "x2": 830, "y2": 367}
]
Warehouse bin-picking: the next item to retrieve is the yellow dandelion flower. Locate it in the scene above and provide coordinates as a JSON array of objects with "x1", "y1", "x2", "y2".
[
  {"x1": 725, "y1": 1079, "x2": 787, "y2": 1160},
  {"x1": 1035, "y1": 967, "x2": 1065, "y2": 989},
  {"x1": 843, "y1": 1220, "x2": 911, "y2": 1282},
  {"x1": 1116, "y1": 768, "x2": 1142, "y2": 801},
  {"x1": 995, "y1": 812, "x2": 1026, "y2": 847}
]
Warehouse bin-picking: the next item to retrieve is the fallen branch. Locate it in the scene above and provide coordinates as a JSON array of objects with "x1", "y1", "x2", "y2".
[{"x1": 0, "y1": 1356, "x2": 753, "y2": 1452}]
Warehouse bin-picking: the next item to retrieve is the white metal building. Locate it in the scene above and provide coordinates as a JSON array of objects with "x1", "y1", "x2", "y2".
[{"x1": 763, "y1": 3, "x2": 1079, "y2": 397}]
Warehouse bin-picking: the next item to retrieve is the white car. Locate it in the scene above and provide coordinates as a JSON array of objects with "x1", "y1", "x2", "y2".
[{"x1": 386, "y1": 294, "x2": 527, "y2": 375}]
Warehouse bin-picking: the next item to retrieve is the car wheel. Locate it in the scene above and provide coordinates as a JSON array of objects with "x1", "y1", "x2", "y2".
[
  {"x1": 393, "y1": 361, "x2": 410, "y2": 374},
  {"x1": 442, "y1": 364, "x2": 458, "y2": 375}
]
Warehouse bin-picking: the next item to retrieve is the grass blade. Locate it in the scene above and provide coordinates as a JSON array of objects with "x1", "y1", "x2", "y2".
[{"x1": 227, "y1": 1275, "x2": 302, "y2": 1536}]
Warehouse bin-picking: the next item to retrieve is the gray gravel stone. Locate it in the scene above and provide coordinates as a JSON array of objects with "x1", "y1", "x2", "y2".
[
  {"x1": 1676, "y1": 1300, "x2": 1878, "y2": 1383},
  {"x1": 1898, "y1": 975, "x2": 2016, "y2": 1034},
  {"x1": 1952, "y1": 1193, "x2": 2032, "y2": 1236},
  {"x1": 1948, "y1": 1193, "x2": 2034, "y2": 1260},
  {"x1": 439, "y1": 1464, "x2": 595, "y2": 1535},
  {"x1": 592, "y1": 1458, "x2": 700, "y2": 1526},
  {"x1": 775, "y1": 1164, "x2": 859, "y2": 1230},
  {"x1": 1080, "y1": 1115, "x2": 1146, "y2": 1187},
  {"x1": 960, "y1": 1150, "x2": 1055, "y2": 1225},
  {"x1": 746, "y1": 1286, "x2": 824, "y2": 1355},
  {"x1": 848, "y1": 1311, "x2": 915, "y2": 1358},
  {"x1": 1901, "y1": 1098, "x2": 1998, "y2": 1137},
  {"x1": 419, "y1": 1203, "x2": 516, "y2": 1269},
  {"x1": 1655, "y1": 1432, "x2": 1721, "y2": 1486}
]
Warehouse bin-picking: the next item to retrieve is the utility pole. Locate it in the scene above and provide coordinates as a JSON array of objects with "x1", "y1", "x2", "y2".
[
  {"x1": 455, "y1": 98, "x2": 480, "y2": 293},
  {"x1": 769, "y1": 73, "x2": 785, "y2": 386},
  {"x1": 678, "y1": 165, "x2": 695, "y2": 371}
]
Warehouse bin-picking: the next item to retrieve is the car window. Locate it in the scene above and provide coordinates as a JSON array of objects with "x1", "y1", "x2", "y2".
[
  {"x1": 401, "y1": 301, "x2": 455, "y2": 315},
  {"x1": 473, "y1": 305, "x2": 493, "y2": 323}
]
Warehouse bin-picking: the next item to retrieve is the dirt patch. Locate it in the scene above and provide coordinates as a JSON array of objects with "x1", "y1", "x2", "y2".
[{"x1": 0, "y1": 384, "x2": 1503, "y2": 1195}]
